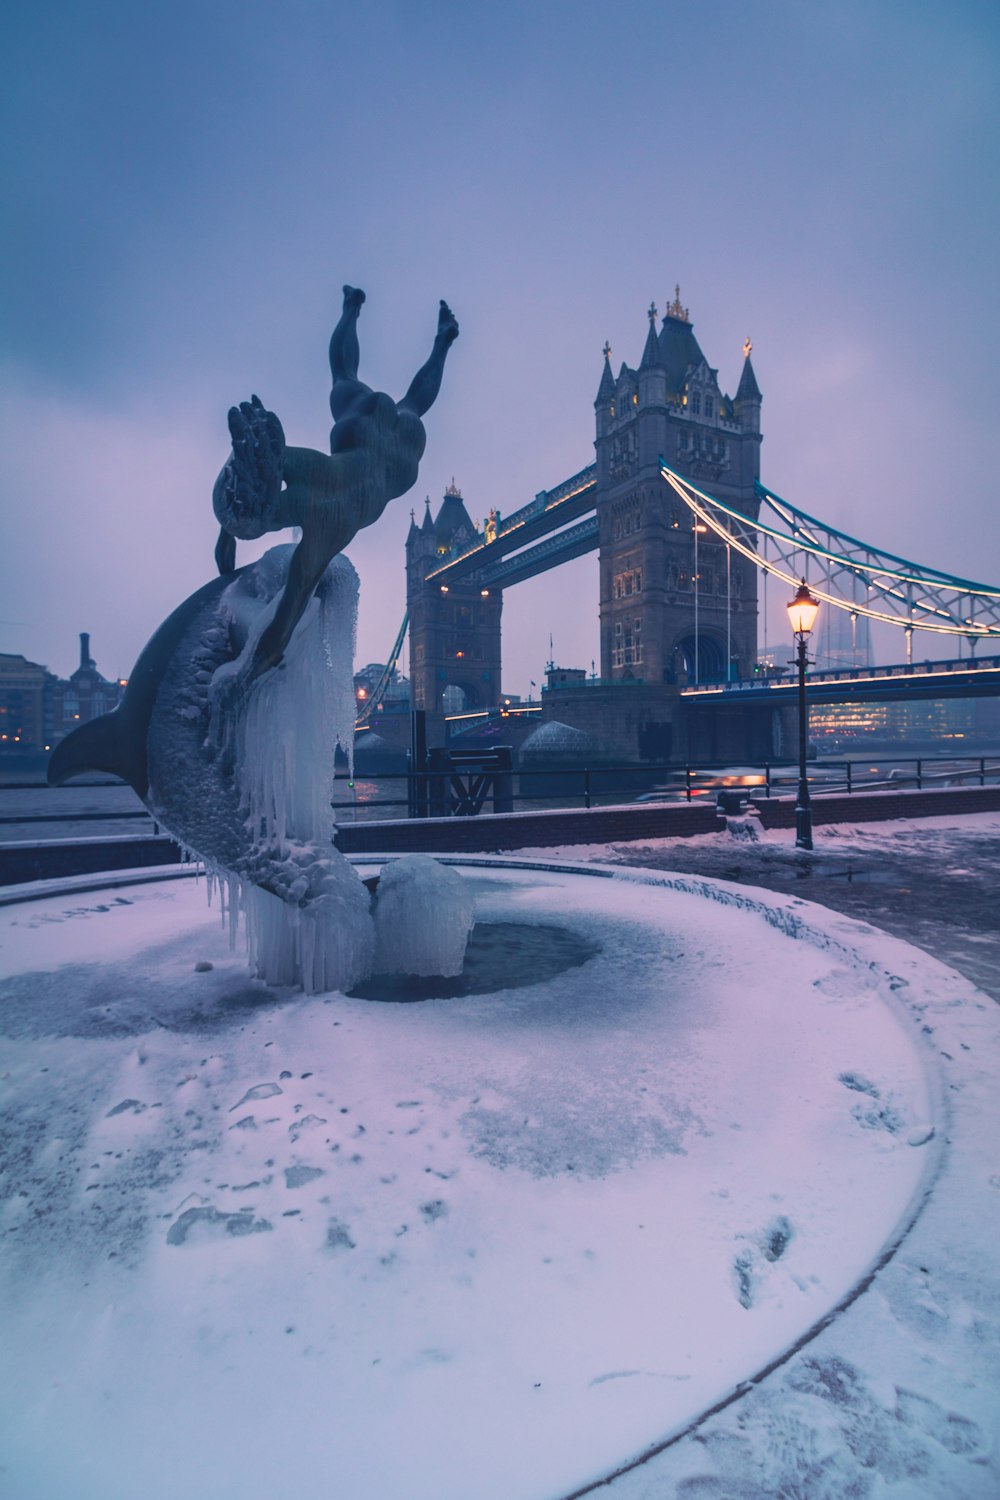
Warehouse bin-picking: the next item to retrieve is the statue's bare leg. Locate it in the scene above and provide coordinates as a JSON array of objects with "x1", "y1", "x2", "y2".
[
  {"x1": 398, "y1": 301, "x2": 459, "y2": 418},
  {"x1": 329, "y1": 286, "x2": 367, "y2": 420}
]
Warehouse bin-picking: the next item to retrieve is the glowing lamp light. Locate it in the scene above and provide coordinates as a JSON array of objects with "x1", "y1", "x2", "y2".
[
  {"x1": 786, "y1": 580, "x2": 820, "y2": 638},
  {"x1": 480, "y1": 589, "x2": 489, "y2": 597},
  {"x1": 440, "y1": 585, "x2": 449, "y2": 593}
]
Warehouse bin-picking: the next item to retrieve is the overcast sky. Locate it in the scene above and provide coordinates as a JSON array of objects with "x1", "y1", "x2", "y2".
[{"x1": 3, "y1": 0, "x2": 998, "y2": 692}]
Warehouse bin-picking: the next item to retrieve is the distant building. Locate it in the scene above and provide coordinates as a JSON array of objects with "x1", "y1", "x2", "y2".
[
  {"x1": 0, "y1": 632, "x2": 124, "y2": 760},
  {"x1": 808, "y1": 696, "x2": 998, "y2": 748},
  {"x1": 0, "y1": 653, "x2": 54, "y2": 751},
  {"x1": 50, "y1": 633, "x2": 125, "y2": 739},
  {"x1": 354, "y1": 662, "x2": 410, "y2": 712},
  {"x1": 815, "y1": 605, "x2": 872, "y2": 672}
]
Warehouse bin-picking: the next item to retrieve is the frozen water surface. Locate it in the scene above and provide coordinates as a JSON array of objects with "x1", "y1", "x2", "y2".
[{"x1": 0, "y1": 858, "x2": 986, "y2": 1500}]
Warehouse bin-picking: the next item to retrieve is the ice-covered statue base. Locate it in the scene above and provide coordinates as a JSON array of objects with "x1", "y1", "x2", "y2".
[{"x1": 143, "y1": 544, "x2": 472, "y2": 993}]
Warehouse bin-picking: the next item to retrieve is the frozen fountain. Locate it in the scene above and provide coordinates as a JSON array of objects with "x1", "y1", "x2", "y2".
[{"x1": 48, "y1": 286, "x2": 471, "y2": 993}]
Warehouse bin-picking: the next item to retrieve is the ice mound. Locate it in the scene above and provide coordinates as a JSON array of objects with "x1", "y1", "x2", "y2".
[
  {"x1": 243, "y1": 858, "x2": 374, "y2": 994},
  {"x1": 372, "y1": 855, "x2": 474, "y2": 977}
]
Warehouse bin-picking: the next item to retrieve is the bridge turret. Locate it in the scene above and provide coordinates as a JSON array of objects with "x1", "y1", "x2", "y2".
[
  {"x1": 406, "y1": 484, "x2": 504, "y2": 731},
  {"x1": 734, "y1": 343, "x2": 762, "y2": 436},
  {"x1": 638, "y1": 302, "x2": 667, "y2": 409},
  {"x1": 595, "y1": 342, "x2": 616, "y2": 440},
  {"x1": 594, "y1": 290, "x2": 764, "y2": 696}
]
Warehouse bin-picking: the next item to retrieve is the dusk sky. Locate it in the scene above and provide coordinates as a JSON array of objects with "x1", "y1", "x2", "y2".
[{"x1": 3, "y1": 0, "x2": 998, "y2": 694}]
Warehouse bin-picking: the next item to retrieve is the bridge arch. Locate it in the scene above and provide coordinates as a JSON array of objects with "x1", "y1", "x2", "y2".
[{"x1": 671, "y1": 630, "x2": 729, "y2": 685}]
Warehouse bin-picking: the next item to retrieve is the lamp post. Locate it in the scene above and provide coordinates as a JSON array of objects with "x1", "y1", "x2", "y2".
[{"x1": 786, "y1": 579, "x2": 820, "y2": 851}]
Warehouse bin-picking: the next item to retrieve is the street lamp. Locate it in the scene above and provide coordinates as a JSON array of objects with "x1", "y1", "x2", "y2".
[{"x1": 786, "y1": 579, "x2": 820, "y2": 850}]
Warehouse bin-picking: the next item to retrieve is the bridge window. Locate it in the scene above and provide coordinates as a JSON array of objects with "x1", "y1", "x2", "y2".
[
  {"x1": 691, "y1": 393, "x2": 701, "y2": 416},
  {"x1": 705, "y1": 396, "x2": 714, "y2": 419},
  {"x1": 613, "y1": 568, "x2": 642, "y2": 599}
]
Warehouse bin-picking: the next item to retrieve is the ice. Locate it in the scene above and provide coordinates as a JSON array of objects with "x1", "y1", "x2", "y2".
[
  {"x1": 226, "y1": 550, "x2": 358, "y2": 851},
  {"x1": 145, "y1": 545, "x2": 379, "y2": 993},
  {"x1": 371, "y1": 853, "x2": 474, "y2": 977}
]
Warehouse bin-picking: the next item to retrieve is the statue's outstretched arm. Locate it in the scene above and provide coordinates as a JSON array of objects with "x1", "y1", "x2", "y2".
[{"x1": 397, "y1": 302, "x2": 459, "y2": 418}]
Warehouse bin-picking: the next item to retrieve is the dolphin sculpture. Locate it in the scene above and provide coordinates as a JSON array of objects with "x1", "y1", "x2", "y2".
[{"x1": 50, "y1": 545, "x2": 377, "y2": 992}]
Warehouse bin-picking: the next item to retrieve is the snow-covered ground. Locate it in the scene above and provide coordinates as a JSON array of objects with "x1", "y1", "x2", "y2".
[{"x1": 1, "y1": 847, "x2": 996, "y2": 1499}]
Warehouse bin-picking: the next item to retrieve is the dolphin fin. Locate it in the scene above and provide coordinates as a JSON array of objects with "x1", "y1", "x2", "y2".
[{"x1": 47, "y1": 709, "x2": 148, "y2": 798}]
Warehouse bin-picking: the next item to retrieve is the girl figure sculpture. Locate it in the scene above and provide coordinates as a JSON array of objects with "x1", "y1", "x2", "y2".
[{"x1": 213, "y1": 285, "x2": 459, "y2": 683}]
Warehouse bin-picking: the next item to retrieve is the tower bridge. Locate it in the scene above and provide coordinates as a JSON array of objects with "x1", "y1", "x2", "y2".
[{"x1": 390, "y1": 291, "x2": 1000, "y2": 760}]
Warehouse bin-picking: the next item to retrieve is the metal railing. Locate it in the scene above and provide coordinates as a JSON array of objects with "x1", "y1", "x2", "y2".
[
  {"x1": 329, "y1": 755, "x2": 1000, "y2": 820},
  {"x1": 5, "y1": 756, "x2": 998, "y2": 836}
]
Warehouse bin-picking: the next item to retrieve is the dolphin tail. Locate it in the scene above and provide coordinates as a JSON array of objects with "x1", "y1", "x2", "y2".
[{"x1": 47, "y1": 709, "x2": 148, "y2": 798}]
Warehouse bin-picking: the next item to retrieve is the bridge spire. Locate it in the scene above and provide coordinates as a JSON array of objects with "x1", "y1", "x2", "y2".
[
  {"x1": 595, "y1": 341, "x2": 615, "y2": 405},
  {"x1": 639, "y1": 302, "x2": 664, "y2": 371},
  {"x1": 735, "y1": 346, "x2": 762, "y2": 403}
]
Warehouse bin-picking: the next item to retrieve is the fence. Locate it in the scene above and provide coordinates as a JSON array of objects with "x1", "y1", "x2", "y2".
[{"x1": 3, "y1": 756, "x2": 999, "y2": 837}]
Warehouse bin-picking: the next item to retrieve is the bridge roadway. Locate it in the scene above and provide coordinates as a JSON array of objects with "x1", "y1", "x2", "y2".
[{"x1": 682, "y1": 654, "x2": 1000, "y2": 705}]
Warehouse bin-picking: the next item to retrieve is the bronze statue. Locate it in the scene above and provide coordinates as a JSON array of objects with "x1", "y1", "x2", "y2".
[{"x1": 213, "y1": 286, "x2": 459, "y2": 682}]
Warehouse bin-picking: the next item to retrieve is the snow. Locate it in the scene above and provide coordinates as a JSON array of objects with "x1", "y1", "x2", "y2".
[{"x1": 3, "y1": 852, "x2": 995, "y2": 1499}]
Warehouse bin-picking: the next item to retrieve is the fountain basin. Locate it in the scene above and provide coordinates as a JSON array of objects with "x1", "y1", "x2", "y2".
[{"x1": 0, "y1": 858, "x2": 941, "y2": 1500}]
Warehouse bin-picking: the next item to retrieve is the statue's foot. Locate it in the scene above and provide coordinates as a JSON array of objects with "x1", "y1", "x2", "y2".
[
  {"x1": 343, "y1": 285, "x2": 366, "y2": 312},
  {"x1": 438, "y1": 300, "x2": 459, "y2": 344}
]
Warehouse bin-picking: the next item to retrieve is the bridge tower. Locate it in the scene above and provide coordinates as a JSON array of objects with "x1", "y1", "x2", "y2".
[
  {"x1": 596, "y1": 290, "x2": 762, "y2": 687},
  {"x1": 406, "y1": 482, "x2": 504, "y2": 721}
]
